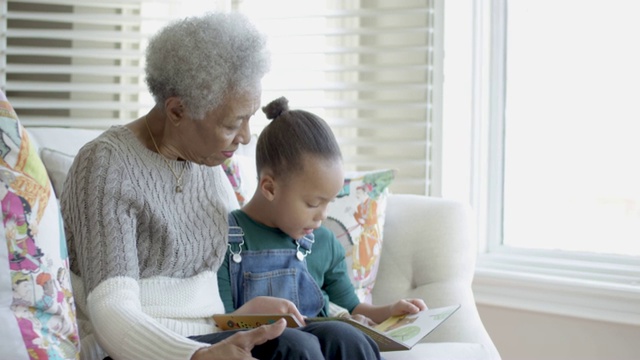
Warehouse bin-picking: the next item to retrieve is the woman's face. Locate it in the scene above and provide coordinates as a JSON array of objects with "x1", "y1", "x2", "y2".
[{"x1": 178, "y1": 90, "x2": 261, "y2": 166}]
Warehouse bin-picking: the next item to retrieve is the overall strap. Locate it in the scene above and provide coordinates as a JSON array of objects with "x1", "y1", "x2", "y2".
[
  {"x1": 227, "y1": 212, "x2": 245, "y2": 264},
  {"x1": 228, "y1": 212, "x2": 245, "y2": 244},
  {"x1": 294, "y1": 232, "x2": 315, "y2": 260},
  {"x1": 297, "y1": 233, "x2": 315, "y2": 252}
]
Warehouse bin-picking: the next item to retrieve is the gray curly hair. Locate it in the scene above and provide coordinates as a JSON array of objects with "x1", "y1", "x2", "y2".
[{"x1": 145, "y1": 12, "x2": 270, "y2": 120}]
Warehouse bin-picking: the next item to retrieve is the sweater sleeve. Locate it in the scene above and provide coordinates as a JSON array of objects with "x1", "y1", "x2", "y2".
[
  {"x1": 62, "y1": 141, "x2": 141, "y2": 293},
  {"x1": 217, "y1": 250, "x2": 235, "y2": 313},
  {"x1": 319, "y1": 228, "x2": 361, "y2": 313},
  {"x1": 88, "y1": 277, "x2": 206, "y2": 359},
  {"x1": 217, "y1": 207, "x2": 242, "y2": 313},
  {"x1": 62, "y1": 138, "x2": 208, "y2": 359}
]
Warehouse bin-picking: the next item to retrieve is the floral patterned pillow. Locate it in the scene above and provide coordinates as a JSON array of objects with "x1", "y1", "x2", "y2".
[
  {"x1": 0, "y1": 91, "x2": 80, "y2": 359},
  {"x1": 221, "y1": 154, "x2": 258, "y2": 207},
  {"x1": 323, "y1": 169, "x2": 396, "y2": 304}
]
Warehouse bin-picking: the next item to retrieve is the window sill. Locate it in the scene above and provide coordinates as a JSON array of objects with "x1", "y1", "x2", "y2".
[{"x1": 472, "y1": 252, "x2": 640, "y2": 326}]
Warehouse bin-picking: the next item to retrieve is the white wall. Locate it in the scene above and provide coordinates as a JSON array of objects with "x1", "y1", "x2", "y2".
[{"x1": 477, "y1": 304, "x2": 640, "y2": 360}]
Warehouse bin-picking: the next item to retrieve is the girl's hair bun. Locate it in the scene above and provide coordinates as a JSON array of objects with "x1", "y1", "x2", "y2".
[{"x1": 262, "y1": 96, "x2": 289, "y2": 120}]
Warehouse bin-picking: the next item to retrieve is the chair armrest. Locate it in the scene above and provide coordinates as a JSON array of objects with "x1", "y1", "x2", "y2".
[
  {"x1": 373, "y1": 194, "x2": 476, "y2": 300},
  {"x1": 372, "y1": 195, "x2": 500, "y2": 358}
]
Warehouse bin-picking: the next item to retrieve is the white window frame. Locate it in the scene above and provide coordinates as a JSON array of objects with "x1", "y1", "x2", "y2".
[{"x1": 469, "y1": 0, "x2": 640, "y2": 326}]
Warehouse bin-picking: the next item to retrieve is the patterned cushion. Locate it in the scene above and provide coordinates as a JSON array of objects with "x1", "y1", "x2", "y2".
[
  {"x1": 323, "y1": 169, "x2": 396, "y2": 304},
  {"x1": 0, "y1": 91, "x2": 80, "y2": 359},
  {"x1": 221, "y1": 154, "x2": 258, "y2": 207}
]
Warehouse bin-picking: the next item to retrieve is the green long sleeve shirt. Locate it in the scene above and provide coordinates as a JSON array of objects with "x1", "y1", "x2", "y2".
[{"x1": 217, "y1": 209, "x2": 360, "y2": 316}]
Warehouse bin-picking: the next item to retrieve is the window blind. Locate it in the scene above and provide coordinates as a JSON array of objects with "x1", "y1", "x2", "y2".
[
  {"x1": 0, "y1": 0, "x2": 201, "y2": 128},
  {"x1": 0, "y1": 0, "x2": 441, "y2": 195},
  {"x1": 1, "y1": 0, "x2": 140, "y2": 127},
  {"x1": 235, "y1": 0, "x2": 440, "y2": 195}
]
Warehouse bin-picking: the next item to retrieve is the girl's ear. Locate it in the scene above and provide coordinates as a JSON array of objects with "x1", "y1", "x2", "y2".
[{"x1": 259, "y1": 173, "x2": 277, "y2": 201}]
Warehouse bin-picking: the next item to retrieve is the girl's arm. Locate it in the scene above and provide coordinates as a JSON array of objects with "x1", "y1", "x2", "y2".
[{"x1": 352, "y1": 298, "x2": 427, "y2": 324}]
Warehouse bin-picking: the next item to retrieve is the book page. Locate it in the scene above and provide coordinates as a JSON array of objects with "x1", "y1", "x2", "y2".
[
  {"x1": 374, "y1": 304, "x2": 461, "y2": 349},
  {"x1": 305, "y1": 316, "x2": 411, "y2": 351}
]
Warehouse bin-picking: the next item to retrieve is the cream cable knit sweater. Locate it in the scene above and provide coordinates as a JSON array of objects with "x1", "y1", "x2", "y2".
[{"x1": 61, "y1": 126, "x2": 238, "y2": 359}]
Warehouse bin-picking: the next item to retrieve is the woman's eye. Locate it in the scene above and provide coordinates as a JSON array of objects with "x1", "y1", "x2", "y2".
[
  {"x1": 225, "y1": 120, "x2": 244, "y2": 131},
  {"x1": 307, "y1": 203, "x2": 320, "y2": 208}
]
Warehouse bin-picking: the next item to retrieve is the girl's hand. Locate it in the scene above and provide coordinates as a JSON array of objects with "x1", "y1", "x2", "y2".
[
  {"x1": 233, "y1": 296, "x2": 305, "y2": 325},
  {"x1": 389, "y1": 298, "x2": 427, "y2": 317}
]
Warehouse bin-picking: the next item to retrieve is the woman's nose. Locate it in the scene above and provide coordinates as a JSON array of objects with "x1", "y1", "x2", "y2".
[{"x1": 235, "y1": 120, "x2": 251, "y2": 145}]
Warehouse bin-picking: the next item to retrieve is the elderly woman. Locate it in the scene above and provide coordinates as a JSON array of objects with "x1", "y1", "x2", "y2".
[{"x1": 61, "y1": 12, "x2": 380, "y2": 360}]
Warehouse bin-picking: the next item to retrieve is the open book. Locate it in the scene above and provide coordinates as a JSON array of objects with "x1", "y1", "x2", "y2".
[{"x1": 213, "y1": 304, "x2": 460, "y2": 352}]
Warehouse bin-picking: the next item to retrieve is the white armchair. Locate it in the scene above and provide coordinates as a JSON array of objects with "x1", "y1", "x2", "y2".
[
  {"x1": 376, "y1": 194, "x2": 500, "y2": 359},
  {"x1": 27, "y1": 127, "x2": 500, "y2": 360}
]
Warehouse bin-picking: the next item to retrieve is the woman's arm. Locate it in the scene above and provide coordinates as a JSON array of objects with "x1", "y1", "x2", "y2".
[
  {"x1": 88, "y1": 277, "x2": 208, "y2": 359},
  {"x1": 62, "y1": 140, "x2": 210, "y2": 359}
]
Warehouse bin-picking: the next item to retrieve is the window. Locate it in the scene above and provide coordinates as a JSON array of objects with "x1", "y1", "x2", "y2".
[
  {"x1": 235, "y1": 0, "x2": 443, "y2": 195},
  {"x1": 502, "y1": 1, "x2": 640, "y2": 257},
  {"x1": 470, "y1": 0, "x2": 640, "y2": 325},
  {"x1": 1, "y1": 0, "x2": 147, "y2": 127},
  {"x1": 1, "y1": 0, "x2": 443, "y2": 196},
  {"x1": 0, "y1": 0, "x2": 218, "y2": 128}
]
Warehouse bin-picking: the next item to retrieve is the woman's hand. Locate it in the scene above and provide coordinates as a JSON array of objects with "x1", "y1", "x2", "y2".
[
  {"x1": 389, "y1": 298, "x2": 428, "y2": 317},
  {"x1": 191, "y1": 318, "x2": 286, "y2": 360},
  {"x1": 233, "y1": 296, "x2": 304, "y2": 325}
]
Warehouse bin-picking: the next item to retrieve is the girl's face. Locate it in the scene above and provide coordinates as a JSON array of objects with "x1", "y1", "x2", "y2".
[{"x1": 269, "y1": 155, "x2": 344, "y2": 240}]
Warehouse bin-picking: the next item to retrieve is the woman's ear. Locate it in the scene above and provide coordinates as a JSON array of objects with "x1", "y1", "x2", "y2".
[{"x1": 165, "y1": 97, "x2": 185, "y2": 127}]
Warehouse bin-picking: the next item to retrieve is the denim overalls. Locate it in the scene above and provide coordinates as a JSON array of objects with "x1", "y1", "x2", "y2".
[{"x1": 227, "y1": 214, "x2": 325, "y2": 317}]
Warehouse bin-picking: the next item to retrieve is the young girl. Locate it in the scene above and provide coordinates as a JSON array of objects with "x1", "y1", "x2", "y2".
[{"x1": 217, "y1": 96, "x2": 426, "y2": 328}]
